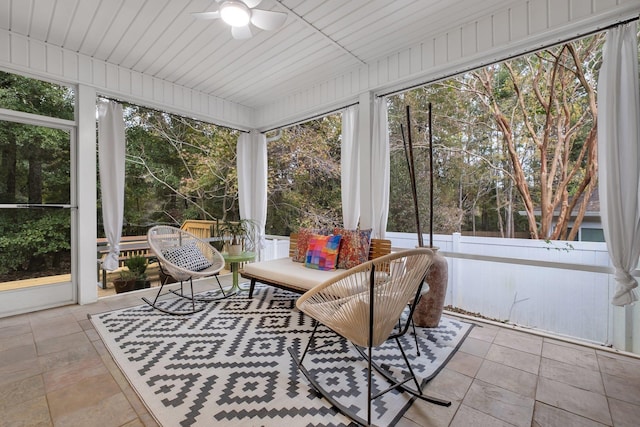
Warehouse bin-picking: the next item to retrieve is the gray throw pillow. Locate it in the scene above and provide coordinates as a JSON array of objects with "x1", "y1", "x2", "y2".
[{"x1": 162, "y1": 243, "x2": 212, "y2": 271}]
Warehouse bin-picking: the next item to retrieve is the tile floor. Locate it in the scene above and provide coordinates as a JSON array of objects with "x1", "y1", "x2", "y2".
[{"x1": 1, "y1": 275, "x2": 640, "y2": 427}]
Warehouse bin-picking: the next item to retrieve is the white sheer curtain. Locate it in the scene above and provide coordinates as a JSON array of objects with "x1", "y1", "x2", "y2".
[
  {"x1": 341, "y1": 105, "x2": 360, "y2": 229},
  {"x1": 97, "y1": 101, "x2": 126, "y2": 271},
  {"x1": 370, "y1": 97, "x2": 390, "y2": 239},
  {"x1": 237, "y1": 130, "x2": 268, "y2": 260},
  {"x1": 597, "y1": 22, "x2": 640, "y2": 307}
]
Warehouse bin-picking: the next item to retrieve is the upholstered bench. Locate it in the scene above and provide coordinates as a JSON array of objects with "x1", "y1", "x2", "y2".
[{"x1": 240, "y1": 232, "x2": 391, "y2": 298}]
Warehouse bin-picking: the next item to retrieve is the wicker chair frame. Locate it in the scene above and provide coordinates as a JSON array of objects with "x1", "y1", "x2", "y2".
[
  {"x1": 143, "y1": 225, "x2": 227, "y2": 315},
  {"x1": 289, "y1": 248, "x2": 451, "y2": 426}
]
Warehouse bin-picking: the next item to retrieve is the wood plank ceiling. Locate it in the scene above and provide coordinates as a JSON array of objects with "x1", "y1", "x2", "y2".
[{"x1": 0, "y1": 0, "x2": 516, "y2": 109}]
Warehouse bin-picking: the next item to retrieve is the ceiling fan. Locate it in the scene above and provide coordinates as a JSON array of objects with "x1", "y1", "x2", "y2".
[{"x1": 193, "y1": 0, "x2": 287, "y2": 40}]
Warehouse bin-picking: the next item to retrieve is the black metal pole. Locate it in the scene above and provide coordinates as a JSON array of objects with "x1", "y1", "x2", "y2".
[{"x1": 406, "y1": 105, "x2": 423, "y2": 247}]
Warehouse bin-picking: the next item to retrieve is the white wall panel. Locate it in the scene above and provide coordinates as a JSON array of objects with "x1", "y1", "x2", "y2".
[
  {"x1": 571, "y1": 0, "x2": 595, "y2": 20},
  {"x1": 448, "y1": 28, "x2": 463, "y2": 62},
  {"x1": 550, "y1": 0, "x2": 571, "y2": 28},
  {"x1": 494, "y1": 10, "x2": 511, "y2": 46},
  {"x1": 434, "y1": 33, "x2": 447, "y2": 65},
  {"x1": 92, "y1": 62, "x2": 106, "y2": 89},
  {"x1": 29, "y1": 40, "x2": 46, "y2": 72},
  {"x1": 78, "y1": 55, "x2": 92, "y2": 84},
  {"x1": 0, "y1": 29, "x2": 253, "y2": 130},
  {"x1": 254, "y1": 0, "x2": 640, "y2": 130},
  {"x1": 118, "y1": 68, "x2": 131, "y2": 95},
  {"x1": 46, "y1": 45, "x2": 63, "y2": 77},
  {"x1": 462, "y1": 22, "x2": 478, "y2": 58},
  {"x1": 62, "y1": 51, "x2": 78, "y2": 81},
  {"x1": 105, "y1": 63, "x2": 119, "y2": 91},
  {"x1": 410, "y1": 45, "x2": 421, "y2": 75},
  {"x1": 510, "y1": 3, "x2": 530, "y2": 41}
]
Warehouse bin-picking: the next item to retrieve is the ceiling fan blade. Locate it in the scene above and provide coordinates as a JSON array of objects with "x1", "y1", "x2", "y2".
[
  {"x1": 231, "y1": 25, "x2": 253, "y2": 39},
  {"x1": 250, "y1": 9, "x2": 287, "y2": 31},
  {"x1": 240, "y1": 0, "x2": 263, "y2": 8},
  {"x1": 192, "y1": 11, "x2": 221, "y2": 20}
]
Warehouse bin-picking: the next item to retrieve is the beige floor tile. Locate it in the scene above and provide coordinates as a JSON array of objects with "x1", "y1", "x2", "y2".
[
  {"x1": 466, "y1": 322, "x2": 500, "y2": 343},
  {"x1": 536, "y1": 376, "x2": 611, "y2": 425},
  {"x1": 532, "y1": 401, "x2": 607, "y2": 427},
  {"x1": 37, "y1": 339, "x2": 99, "y2": 372},
  {"x1": 30, "y1": 314, "x2": 83, "y2": 342},
  {"x1": 423, "y1": 368, "x2": 473, "y2": 402},
  {"x1": 42, "y1": 355, "x2": 109, "y2": 393},
  {"x1": 458, "y1": 336, "x2": 492, "y2": 358},
  {"x1": 475, "y1": 359, "x2": 537, "y2": 397},
  {"x1": 446, "y1": 350, "x2": 483, "y2": 377},
  {"x1": 597, "y1": 353, "x2": 640, "y2": 382},
  {"x1": 35, "y1": 330, "x2": 92, "y2": 356},
  {"x1": 138, "y1": 412, "x2": 160, "y2": 427},
  {"x1": 0, "y1": 395, "x2": 52, "y2": 427},
  {"x1": 52, "y1": 392, "x2": 138, "y2": 427},
  {"x1": 602, "y1": 372, "x2": 640, "y2": 405},
  {"x1": 493, "y1": 328, "x2": 543, "y2": 355},
  {"x1": 542, "y1": 340, "x2": 600, "y2": 371},
  {"x1": 608, "y1": 397, "x2": 640, "y2": 427},
  {"x1": 0, "y1": 342, "x2": 37, "y2": 365},
  {"x1": 0, "y1": 355, "x2": 43, "y2": 387},
  {"x1": 450, "y1": 403, "x2": 519, "y2": 427},
  {"x1": 539, "y1": 357, "x2": 604, "y2": 394},
  {"x1": 402, "y1": 396, "x2": 460, "y2": 427},
  {"x1": 0, "y1": 331, "x2": 34, "y2": 353},
  {"x1": 462, "y1": 379, "x2": 535, "y2": 427},
  {"x1": 0, "y1": 318, "x2": 31, "y2": 339},
  {"x1": 0, "y1": 374, "x2": 46, "y2": 411},
  {"x1": 47, "y1": 372, "x2": 125, "y2": 421},
  {"x1": 485, "y1": 343, "x2": 541, "y2": 375}
]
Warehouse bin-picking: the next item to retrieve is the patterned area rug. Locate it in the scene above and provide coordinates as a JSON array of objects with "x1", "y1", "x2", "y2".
[{"x1": 91, "y1": 285, "x2": 472, "y2": 427}]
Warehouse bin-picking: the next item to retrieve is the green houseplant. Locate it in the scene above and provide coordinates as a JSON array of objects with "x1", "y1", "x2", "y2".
[
  {"x1": 220, "y1": 219, "x2": 255, "y2": 255},
  {"x1": 113, "y1": 269, "x2": 137, "y2": 294},
  {"x1": 125, "y1": 256, "x2": 150, "y2": 290}
]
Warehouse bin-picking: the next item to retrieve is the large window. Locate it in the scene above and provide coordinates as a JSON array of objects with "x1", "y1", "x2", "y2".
[
  {"x1": 265, "y1": 113, "x2": 342, "y2": 236},
  {"x1": 0, "y1": 71, "x2": 74, "y2": 284},
  {"x1": 387, "y1": 33, "x2": 608, "y2": 241}
]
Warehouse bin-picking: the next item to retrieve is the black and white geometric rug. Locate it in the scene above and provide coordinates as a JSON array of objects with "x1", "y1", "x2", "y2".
[{"x1": 90, "y1": 285, "x2": 472, "y2": 427}]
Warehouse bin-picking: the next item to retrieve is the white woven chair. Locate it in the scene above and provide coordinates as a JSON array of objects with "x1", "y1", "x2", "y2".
[
  {"x1": 289, "y1": 248, "x2": 450, "y2": 426},
  {"x1": 144, "y1": 225, "x2": 227, "y2": 315}
]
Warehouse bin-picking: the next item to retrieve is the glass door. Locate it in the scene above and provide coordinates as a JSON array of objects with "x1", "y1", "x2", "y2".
[{"x1": 0, "y1": 118, "x2": 76, "y2": 317}]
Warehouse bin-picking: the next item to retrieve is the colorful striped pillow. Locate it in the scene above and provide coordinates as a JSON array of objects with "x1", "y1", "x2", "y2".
[{"x1": 305, "y1": 234, "x2": 342, "y2": 271}]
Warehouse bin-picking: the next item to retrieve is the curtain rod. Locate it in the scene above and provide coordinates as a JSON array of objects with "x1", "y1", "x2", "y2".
[
  {"x1": 377, "y1": 15, "x2": 639, "y2": 99},
  {"x1": 261, "y1": 101, "x2": 359, "y2": 134},
  {"x1": 97, "y1": 94, "x2": 249, "y2": 134}
]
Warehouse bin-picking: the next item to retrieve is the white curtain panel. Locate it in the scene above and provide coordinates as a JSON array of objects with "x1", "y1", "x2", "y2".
[
  {"x1": 371, "y1": 97, "x2": 390, "y2": 239},
  {"x1": 237, "y1": 130, "x2": 268, "y2": 260},
  {"x1": 341, "y1": 105, "x2": 360, "y2": 229},
  {"x1": 97, "y1": 101, "x2": 126, "y2": 271},
  {"x1": 597, "y1": 22, "x2": 640, "y2": 307}
]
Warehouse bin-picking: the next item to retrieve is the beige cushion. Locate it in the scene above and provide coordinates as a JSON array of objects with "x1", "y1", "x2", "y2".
[{"x1": 241, "y1": 257, "x2": 345, "y2": 291}]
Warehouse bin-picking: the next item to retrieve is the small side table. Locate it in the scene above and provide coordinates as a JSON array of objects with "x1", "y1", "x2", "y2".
[{"x1": 223, "y1": 251, "x2": 255, "y2": 294}]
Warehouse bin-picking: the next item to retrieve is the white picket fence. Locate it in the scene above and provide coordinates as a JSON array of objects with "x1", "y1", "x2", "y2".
[{"x1": 261, "y1": 232, "x2": 632, "y2": 347}]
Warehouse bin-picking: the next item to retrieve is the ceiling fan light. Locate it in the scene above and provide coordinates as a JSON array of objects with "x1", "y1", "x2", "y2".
[{"x1": 220, "y1": 1, "x2": 250, "y2": 27}]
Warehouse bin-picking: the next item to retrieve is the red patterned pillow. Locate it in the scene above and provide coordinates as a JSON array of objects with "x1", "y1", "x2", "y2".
[
  {"x1": 334, "y1": 228, "x2": 372, "y2": 269},
  {"x1": 292, "y1": 228, "x2": 322, "y2": 262},
  {"x1": 305, "y1": 234, "x2": 342, "y2": 271}
]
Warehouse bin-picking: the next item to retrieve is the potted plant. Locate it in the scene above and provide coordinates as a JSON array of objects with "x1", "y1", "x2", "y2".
[
  {"x1": 125, "y1": 256, "x2": 150, "y2": 290},
  {"x1": 220, "y1": 219, "x2": 255, "y2": 256},
  {"x1": 113, "y1": 269, "x2": 137, "y2": 293}
]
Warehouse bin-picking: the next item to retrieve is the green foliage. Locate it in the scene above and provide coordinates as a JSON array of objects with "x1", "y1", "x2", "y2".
[
  {"x1": 124, "y1": 256, "x2": 148, "y2": 279},
  {"x1": 0, "y1": 210, "x2": 70, "y2": 275}
]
